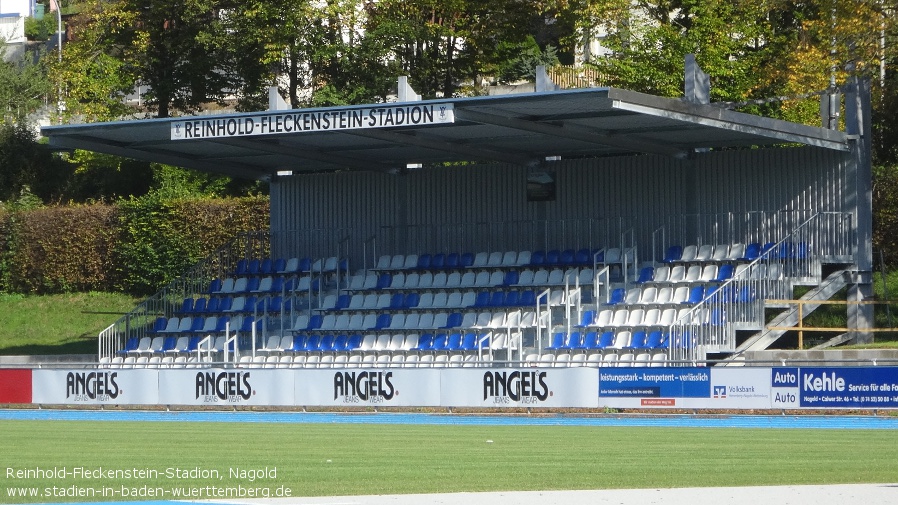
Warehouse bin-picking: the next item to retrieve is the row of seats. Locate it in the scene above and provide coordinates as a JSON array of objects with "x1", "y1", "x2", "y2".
[
  {"x1": 176, "y1": 295, "x2": 293, "y2": 317},
  {"x1": 209, "y1": 275, "x2": 318, "y2": 296},
  {"x1": 320, "y1": 289, "x2": 560, "y2": 313},
  {"x1": 292, "y1": 309, "x2": 534, "y2": 334},
  {"x1": 545, "y1": 329, "x2": 667, "y2": 353},
  {"x1": 148, "y1": 314, "x2": 260, "y2": 338},
  {"x1": 233, "y1": 256, "x2": 344, "y2": 277},
  {"x1": 606, "y1": 284, "x2": 759, "y2": 308},
  {"x1": 577, "y1": 305, "x2": 725, "y2": 330},
  {"x1": 347, "y1": 267, "x2": 594, "y2": 293},
  {"x1": 662, "y1": 241, "x2": 807, "y2": 264},
  {"x1": 375, "y1": 248, "x2": 623, "y2": 272},
  {"x1": 101, "y1": 351, "x2": 668, "y2": 369}
]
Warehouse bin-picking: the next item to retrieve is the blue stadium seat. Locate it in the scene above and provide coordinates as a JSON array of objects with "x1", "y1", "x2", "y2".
[
  {"x1": 413, "y1": 333, "x2": 435, "y2": 353},
  {"x1": 530, "y1": 250, "x2": 545, "y2": 266},
  {"x1": 445, "y1": 252, "x2": 460, "y2": 269},
  {"x1": 389, "y1": 293, "x2": 405, "y2": 310},
  {"x1": 662, "y1": 245, "x2": 683, "y2": 263},
  {"x1": 344, "y1": 334, "x2": 363, "y2": 352},
  {"x1": 245, "y1": 277, "x2": 261, "y2": 293},
  {"x1": 560, "y1": 332, "x2": 582, "y2": 351},
  {"x1": 119, "y1": 337, "x2": 140, "y2": 354},
  {"x1": 287, "y1": 335, "x2": 307, "y2": 353},
  {"x1": 607, "y1": 288, "x2": 626, "y2": 306},
  {"x1": 186, "y1": 317, "x2": 205, "y2": 334},
  {"x1": 714, "y1": 264, "x2": 734, "y2": 283},
  {"x1": 272, "y1": 258, "x2": 286, "y2": 274},
  {"x1": 430, "y1": 333, "x2": 450, "y2": 352},
  {"x1": 741, "y1": 242, "x2": 761, "y2": 261},
  {"x1": 626, "y1": 330, "x2": 647, "y2": 350},
  {"x1": 335, "y1": 334, "x2": 353, "y2": 353},
  {"x1": 575, "y1": 248, "x2": 591, "y2": 265},
  {"x1": 373, "y1": 313, "x2": 392, "y2": 330},
  {"x1": 504, "y1": 291, "x2": 520, "y2": 307},
  {"x1": 474, "y1": 291, "x2": 491, "y2": 308},
  {"x1": 269, "y1": 276, "x2": 285, "y2": 293},
  {"x1": 260, "y1": 258, "x2": 274, "y2": 274},
  {"x1": 204, "y1": 297, "x2": 220, "y2": 314},
  {"x1": 417, "y1": 254, "x2": 432, "y2": 270},
  {"x1": 577, "y1": 331, "x2": 599, "y2": 351},
  {"x1": 643, "y1": 330, "x2": 665, "y2": 350},
  {"x1": 596, "y1": 331, "x2": 615, "y2": 350},
  {"x1": 298, "y1": 257, "x2": 312, "y2": 272},
  {"x1": 207, "y1": 278, "x2": 222, "y2": 294},
  {"x1": 443, "y1": 312, "x2": 463, "y2": 328},
  {"x1": 560, "y1": 249, "x2": 575, "y2": 266},
  {"x1": 636, "y1": 266, "x2": 654, "y2": 284},
  {"x1": 234, "y1": 259, "x2": 249, "y2": 276},
  {"x1": 545, "y1": 332, "x2": 566, "y2": 352},
  {"x1": 179, "y1": 298, "x2": 195, "y2": 314},
  {"x1": 489, "y1": 291, "x2": 506, "y2": 307},
  {"x1": 302, "y1": 335, "x2": 322, "y2": 353},
  {"x1": 444, "y1": 332, "x2": 464, "y2": 353},
  {"x1": 317, "y1": 334, "x2": 337, "y2": 353},
  {"x1": 192, "y1": 297, "x2": 207, "y2": 314},
  {"x1": 545, "y1": 250, "x2": 561, "y2": 266},
  {"x1": 459, "y1": 332, "x2": 479, "y2": 352},
  {"x1": 684, "y1": 285, "x2": 705, "y2": 304},
  {"x1": 459, "y1": 252, "x2": 474, "y2": 268},
  {"x1": 575, "y1": 310, "x2": 596, "y2": 328},
  {"x1": 502, "y1": 270, "x2": 519, "y2": 286},
  {"x1": 336, "y1": 293, "x2": 354, "y2": 311},
  {"x1": 404, "y1": 292, "x2": 420, "y2": 308},
  {"x1": 519, "y1": 290, "x2": 536, "y2": 306},
  {"x1": 217, "y1": 297, "x2": 232, "y2": 312},
  {"x1": 376, "y1": 273, "x2": 392, "y2": 290},
  {"x1": 430, "y1": 253, "x2": 445, "y2": 269},
  {"x1": 148, "y1": 317, "x2": 167, "y2": 335},
  {"x1": 306, "y1": 314, "x2": 323, "y2": 331},
  {"x1": 244, "y1": 259, "x2": 259, "y2": 276}
]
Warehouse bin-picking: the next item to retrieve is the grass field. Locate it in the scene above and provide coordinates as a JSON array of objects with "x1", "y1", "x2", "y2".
[
  {"x1": 0, "y1": 420, "x2": 896, "y2": 503},
  {"x1": 0, "y1": 293, "x2": 141, "y2": 356}
]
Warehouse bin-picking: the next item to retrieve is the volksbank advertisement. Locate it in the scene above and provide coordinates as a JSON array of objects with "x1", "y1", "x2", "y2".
[{"x1": 598, "y1": 367, "x2": 898, "y2": 409}]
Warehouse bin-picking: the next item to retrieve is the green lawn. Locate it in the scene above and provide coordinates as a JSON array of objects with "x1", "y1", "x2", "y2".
[
  {"x1": 0, "y1": 421, "x2": 895, "y2": 503},
  {"x1": 0, "y1": 293, "x2": 141, "y2": 355}
]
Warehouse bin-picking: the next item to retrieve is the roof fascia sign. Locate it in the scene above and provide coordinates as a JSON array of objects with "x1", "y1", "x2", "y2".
[{"x1": 170, "y1": 103, "x2": 455, "y2": 141}]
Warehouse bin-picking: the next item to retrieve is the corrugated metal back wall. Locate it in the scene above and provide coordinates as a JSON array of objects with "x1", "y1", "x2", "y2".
[{"x1": 270, "y1": 146, "x2": 851, "y2": 266}]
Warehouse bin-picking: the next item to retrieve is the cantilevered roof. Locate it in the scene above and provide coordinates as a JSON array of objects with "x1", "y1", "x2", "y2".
[{"x1": 42, "y1": 87, "x2": 852, "y2": 181}]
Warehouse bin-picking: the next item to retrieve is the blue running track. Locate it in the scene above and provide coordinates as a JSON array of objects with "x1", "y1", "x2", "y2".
[{"x1": 1, "y1": 409, "x2": 897, "y2": 429}]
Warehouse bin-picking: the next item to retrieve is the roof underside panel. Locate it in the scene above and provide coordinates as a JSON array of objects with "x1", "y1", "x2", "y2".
[{"x1": 42, "y1": 88, "x2": 851, "y2": 180}]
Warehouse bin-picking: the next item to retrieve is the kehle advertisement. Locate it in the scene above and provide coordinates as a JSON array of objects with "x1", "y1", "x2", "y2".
[
  {"x1": 799, "y1": 367, "x2": 898, "y2": 408},
  {"x1": 158, "y1": 369, "x2": 294, "y2": 406},
  {"x1": 294, "y1": 368, "x2": 441, "y2": 407},
  {"x1": 770, "y1": 367, "x2": 800, "y2": 409},
  {"x1": 32, "y1": 369, "x2": 160, "y2": 405},
  {"x1": 441, "y1": 367, "x2": 599, "y2": 408}
]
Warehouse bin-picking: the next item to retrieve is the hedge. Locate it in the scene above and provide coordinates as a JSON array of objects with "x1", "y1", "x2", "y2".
[{"x1": 0, "y1": 196, "x2": 269, "y2": 295}]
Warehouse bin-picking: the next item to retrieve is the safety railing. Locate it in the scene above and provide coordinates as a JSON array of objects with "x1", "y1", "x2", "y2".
[{"x1": 667, "y1": 211, "x2": 854, "y2": 365}]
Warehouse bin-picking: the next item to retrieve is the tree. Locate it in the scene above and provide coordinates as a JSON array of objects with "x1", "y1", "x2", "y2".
[
  {"x1": 0, "y1": 44, "x2": 50, "y2": 124},
  {"x1": 67, "y1": 0, "x2": 235, "y2": 118},
  {"x1": 0, "y1": 123, "x2": 74, "y2": 204},
  {"x1": 45, "y1": 1, "x2": 136, "y2": 123},
  {"x1": 364, "y1": 0, "x2": 540, "y2": 99}
]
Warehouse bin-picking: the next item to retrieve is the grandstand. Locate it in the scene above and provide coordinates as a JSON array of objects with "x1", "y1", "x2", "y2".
[{"x1": 42, "y1": 70, "x2": 873, "y2": 372}]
